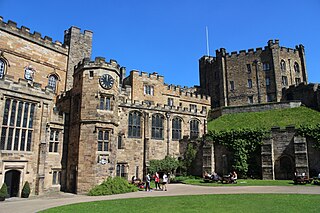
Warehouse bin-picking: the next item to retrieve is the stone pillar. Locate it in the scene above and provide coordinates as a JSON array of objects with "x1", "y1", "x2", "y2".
[
  {"x1": 202, "y1": 142, "x2": 214, "y2": 174},
  {"x1": 294, "y1": 136, "x2": 309, "y2": 175},
  {"x1": 261, "y1": 138, "x2": 274, "y2": 180}
]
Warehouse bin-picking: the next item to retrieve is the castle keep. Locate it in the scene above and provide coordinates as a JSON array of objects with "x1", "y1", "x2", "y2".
[
  {"x1": 0, "y1": 17, "x2": 210, "y2": 195},
  {"x1": 199, "y1": 40, "x2": 307, "y2": 108}
]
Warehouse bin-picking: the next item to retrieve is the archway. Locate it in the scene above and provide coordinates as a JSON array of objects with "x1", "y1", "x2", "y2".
[
  {"x1": 4, "y1": 170, "x2": 21, "y2": 197},
  {"x1": 276, "y1": 156, "x2": 294, "y2": 180}
]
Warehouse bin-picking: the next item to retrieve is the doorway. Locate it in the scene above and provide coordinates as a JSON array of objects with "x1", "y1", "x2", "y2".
[{"x1": 4, "y1": 170, "x2": 21, "y2": 197}]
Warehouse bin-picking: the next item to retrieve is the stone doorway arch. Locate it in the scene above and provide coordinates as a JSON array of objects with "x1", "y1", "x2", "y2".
[
  {"x1": 276, "y1": 155, "x2": 294, "y2": 180},
  {"x1": 4, "y1": 170, "x2": 21, "y2": 197}
]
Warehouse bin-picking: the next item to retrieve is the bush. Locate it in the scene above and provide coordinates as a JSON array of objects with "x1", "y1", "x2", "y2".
[
  {"x1": 0, "y1": 183, "x2": 8, "y2": 199},
  {"x1": 88, "y1": 176, "x2": 138, "y2": 196},
  {"x1": 21, "y1": 181, "x2": 30, "y2": 198}
]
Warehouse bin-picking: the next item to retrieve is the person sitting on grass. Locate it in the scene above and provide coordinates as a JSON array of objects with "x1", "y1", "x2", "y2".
[{"x1": 230, "y1": 171, "x2": 237, "y2": 184}]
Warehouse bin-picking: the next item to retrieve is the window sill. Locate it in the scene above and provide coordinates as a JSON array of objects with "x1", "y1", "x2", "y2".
[{"x1": 151, "y1": 138, "x2": 164, "y2": 140}]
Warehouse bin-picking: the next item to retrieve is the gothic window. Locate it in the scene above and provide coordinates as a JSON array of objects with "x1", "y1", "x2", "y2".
[
  {"x1": 0, "y1": 59, "x2": 5, "y2": 79},
  {"x1": 294, "y1": 62, "x2": 300, "y2": 73},
  {"x1": 0, "y1": 98, "x2": 35, "y2": 151},
  {"x1": 263, "y1": 63, "x2": 270, "y2": 71},
  {"x1": 49, "y1": 129, "x2": 60, "y2": 153},
  {"x1": 295, "y1": 78, "x2": 301, "y2": 85},
  {"x1": 280, "y1": 60, "x2": 286, "y2": 72},
  {"x1": 190, "y1": 119, "x2": 199, "y2": 139},
  {"x1": 248, "y1": 96, "x2": 254, "y2": 104},
  {"x1": 116, "y1": 164, "x2": 127, "y2": 178},
  {"x1": 144, "y1": 85, "x2": 154, "y2": 95},
  {"x1": 48, "y1": 75, "x2": 58, "y2": 92},
  {"x1": 282, "y1": 76, "x2": 288, "y2": 87},
  {"x1": 98, "y1": 130, "x2": 110, "y2": 151},
  {"x1": 168, "y1": 98, "x2": 174, "y2": 106},
  {"x1": 151, "y1": 114, "x2": 164, "y2": 139},
  {"x1": 128, "y1": 111, "x2": 141, "y2": 138},
  {"x1": 247, "y1": 79, "x2": 252, "y2": 88},
  {"x1": 172, "y1": 117, "x2": 182, "y2": 140},
  {"x1": 246, "y1": 64, "x2": 251, "y2": 73},
  {"x1": 99, "y1": 96, "x2": 112, "y2": 110},
  {"x1": 266, "y1": 77, "x2": 270, "y2": 87}
]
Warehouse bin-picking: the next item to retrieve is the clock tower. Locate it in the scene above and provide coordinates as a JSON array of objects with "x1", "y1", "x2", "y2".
[{"x1": 65, "y1": 57, "x2": 126, "y2": 193}]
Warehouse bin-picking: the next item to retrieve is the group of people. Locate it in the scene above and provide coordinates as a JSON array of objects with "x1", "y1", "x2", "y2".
[
  {"x1": 145, "y1": 172, "x2": 168, "y2": 192},
  {"x1": 203, "y1": 170, "x2": 237, "y2": 184}
]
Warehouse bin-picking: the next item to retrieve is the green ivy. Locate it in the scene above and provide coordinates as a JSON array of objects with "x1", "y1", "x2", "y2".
[
  {"x1": 297, "y1": 124, "x2": 320, "y2": 149},
  {"x1": 206, "y1": 128, "x2": 269, "y2": 177}
]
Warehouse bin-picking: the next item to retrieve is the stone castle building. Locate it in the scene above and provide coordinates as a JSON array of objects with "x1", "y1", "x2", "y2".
[
  {"x1": 0, "y1": 17, "x2": 210, "y2": 196},
  {"x1": 199, "y1": 39, "x2": 308, "y2": 108}
]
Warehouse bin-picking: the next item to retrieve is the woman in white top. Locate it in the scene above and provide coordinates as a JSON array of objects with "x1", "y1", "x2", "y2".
[{"x1": 162, "y1": 173, "x2": 168, "y2": 191}]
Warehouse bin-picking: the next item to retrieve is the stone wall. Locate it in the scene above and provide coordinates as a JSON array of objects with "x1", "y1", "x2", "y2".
[
  {"x1": 209, "y1": 101, "x2": 301, "y2": 119},
  {"x1": 282, "y1": 82, "x2": 320, "y2": 111}
]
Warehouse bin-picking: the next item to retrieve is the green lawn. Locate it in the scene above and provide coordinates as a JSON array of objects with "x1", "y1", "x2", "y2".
[
  {"x1": 42, "y1": 194, "x2": 320, "y2": 212},
  {"x1": 208, "y1": 106, "x2": 320, "y2": 131},
  {"x1": 181, "y1": 178, "x2": 313, "y2": 186}
]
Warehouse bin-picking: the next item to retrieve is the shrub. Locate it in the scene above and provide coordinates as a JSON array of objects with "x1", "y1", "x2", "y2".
[
  {"x1": 0, "y1": 183, "x2": 8, "y2": 199},
  {"x1": 88, "y1": 176, "x2": 137, "y2": 196},
  {"x1": 21, "y1": 181, "x2": 30, "y2": 198}
]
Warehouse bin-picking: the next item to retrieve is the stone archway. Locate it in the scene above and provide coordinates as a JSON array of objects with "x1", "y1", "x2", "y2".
[
  {"x1": 276, "y1": 155, "x2": 294, "y2": 180},
  {"x1": 5, "y1": 170, "x2": 21, "y2": 197}
]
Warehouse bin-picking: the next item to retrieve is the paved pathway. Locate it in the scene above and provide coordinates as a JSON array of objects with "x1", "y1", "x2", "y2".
[{"x1": 1, "y1": 184, "x2": 320, "y2": 213}]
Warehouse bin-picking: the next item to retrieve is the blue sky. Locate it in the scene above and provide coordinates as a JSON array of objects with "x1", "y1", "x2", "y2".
[{"x1": 1, "y1": 0, "x2": 319, "y2": 87}]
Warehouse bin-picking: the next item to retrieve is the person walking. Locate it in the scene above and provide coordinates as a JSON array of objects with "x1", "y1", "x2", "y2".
[
  {"x1": 162, "y1": 173, "x2": 168, "y2": 191},
  {"x1": 145, "y1": 173, "x2": 151, "y2": 191}
]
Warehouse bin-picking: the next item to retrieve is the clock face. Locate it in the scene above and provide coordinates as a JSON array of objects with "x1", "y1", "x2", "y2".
[{"x1": 99, "y1": 74, "x2": 114, "y2": 89}]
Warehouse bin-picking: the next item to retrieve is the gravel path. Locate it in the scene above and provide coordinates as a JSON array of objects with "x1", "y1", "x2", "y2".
[{"x1": 1, "y1": 184, "x2": 320, "y2": 213}]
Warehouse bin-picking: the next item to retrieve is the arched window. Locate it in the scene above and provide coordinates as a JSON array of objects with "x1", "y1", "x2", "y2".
[
  {"x1": 128, "y1": 111, "x2": 141, "y2": 138},
  {"x1": 190, "y1": 119, "x2": 199, "y2": 139},
  {"x1": 48, "y1": 75, "x2": 58, "y2": 92},
  {"x1": 0, "y1": 59, "x2": 5, "y2": 79},
  {"x1": 294, "y1": 62, "x2": 300, "y2": 73},
  {"x1": 172, "y1": 117, "x2": 182, "y2": 140},
  {"x1": 151, "y1": 114, "x2": 164, "y2": 139},
  {"x1": 280, "y1": 60, "x2": 286, "y2": 72}
]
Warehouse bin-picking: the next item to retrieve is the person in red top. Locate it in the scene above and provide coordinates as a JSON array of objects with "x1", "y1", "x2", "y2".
[{"x1": 154, "y1": 172, "x2": 161, "y2": 190}]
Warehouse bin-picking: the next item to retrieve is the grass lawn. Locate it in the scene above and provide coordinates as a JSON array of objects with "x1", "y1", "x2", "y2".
[
  {"x1": 208, "y1": 106, "x2": 320, "y2": 131},
  {"x1": 181, "y1": 178, "x2": 316, "y2": 186},
  {"x1": 41, "y1": 194, "x2": 320, "y2": 212}
]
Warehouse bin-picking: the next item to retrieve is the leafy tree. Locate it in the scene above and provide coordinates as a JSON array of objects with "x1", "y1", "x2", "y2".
[{"x1": 148, "y1": 156, "x2": 180, "y2": 174}]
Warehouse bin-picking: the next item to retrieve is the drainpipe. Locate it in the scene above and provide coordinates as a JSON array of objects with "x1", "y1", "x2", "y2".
[{"x1": 166, "y1": 112, "x2": 171, "y2": 156}]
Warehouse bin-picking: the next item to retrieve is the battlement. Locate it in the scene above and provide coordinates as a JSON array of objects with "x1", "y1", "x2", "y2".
[
  {"x1": 63, "y1": 26, "x2": 93, "y2": 43},
  {"x1": 199, "y1": 56, "x2": 216, "y2": 63},
  {"x1": 288, "y1": 82, "x2": 319, "y2": 91},
  {"x1": 0, "y1": 16, "x2": 68, "y2": 53},
  {"x1": 120, "y1": 99, "x2": 208, "y2": 116},
  {"x1": 74, "y1": 57, "x2": 121, "y2": 71},
  {"x1": 130, "y1": 70, "x2": 165, "y2": 82},
  {"x1": 280, "y1": 47, "x2": 298, "y2": 54},
  {"x1": 0, "y1": 75, "x2": 56, "y2": 99},
  {"x1": 202, "y1": 39, "x2": 304, "y2": 59}
]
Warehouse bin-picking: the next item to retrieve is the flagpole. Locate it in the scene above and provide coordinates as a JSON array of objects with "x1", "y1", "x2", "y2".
[{"x1": 206, "y1": 26, "x2": 210, "y2": 56}]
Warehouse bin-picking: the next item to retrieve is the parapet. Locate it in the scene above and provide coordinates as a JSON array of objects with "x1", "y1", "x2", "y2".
[
  {"x1": 74, "y1": 57, "x2": 121, "y2": 71},
  {"x1": 0, "y1": 17, "x2": 68, "y2": 54}
]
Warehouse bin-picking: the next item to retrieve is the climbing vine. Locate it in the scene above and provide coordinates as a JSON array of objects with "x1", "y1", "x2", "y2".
[
  {"x1": 206, "y1": 128, "x2": 269, "y2": 177},
  {"x1": 297, "y1": 124, "x2": 320, "y2": 150}
]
